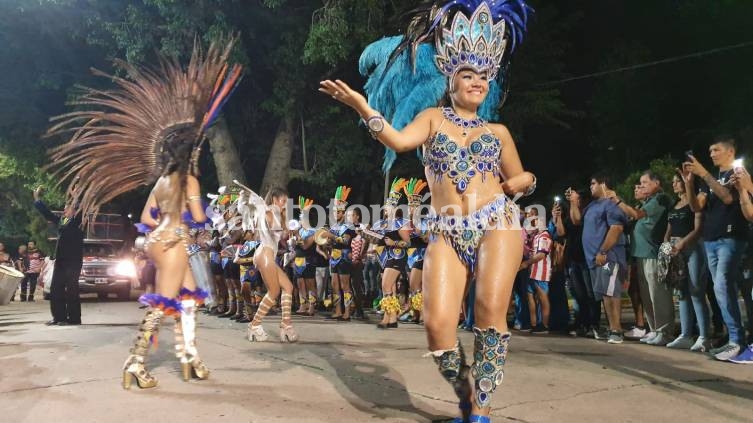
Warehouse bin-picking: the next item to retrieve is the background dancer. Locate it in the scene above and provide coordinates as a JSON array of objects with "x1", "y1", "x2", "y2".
[
  {"x1": 293, "y1": 196, "x2": 318, "y2": 316},
  {"x1": 242, "y1": 187, "x2": 299, "y2": 343},
  {"x1": 325, "y1": 186, "x2": 356, "y2": 321},
  {"x1": 402, "y1": 178, "x2": 429, "y2": 324},
  {"x1": 46, "y1": 36, "x2": 242, "y2": 389},
  {"x1": 372, "y1": 178, "x2": 411, "y2": 329}
]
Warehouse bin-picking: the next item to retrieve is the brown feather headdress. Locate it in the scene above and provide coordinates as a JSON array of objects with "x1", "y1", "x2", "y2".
[{"x1": 45, "y1": 35, "x2": 243, "y2": 220}]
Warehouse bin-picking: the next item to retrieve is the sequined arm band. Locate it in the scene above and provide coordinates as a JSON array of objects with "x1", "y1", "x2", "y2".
[{"x1": 188, "y1": 195, "x2": 202, "y2": 202}]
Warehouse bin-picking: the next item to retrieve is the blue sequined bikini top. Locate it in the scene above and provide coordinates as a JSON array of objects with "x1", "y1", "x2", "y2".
[{"x1": 422, "y1": 118, "x2": 502, "y2": 193}]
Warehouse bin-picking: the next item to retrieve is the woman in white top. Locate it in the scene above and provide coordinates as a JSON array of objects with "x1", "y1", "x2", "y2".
[{"x1": 247, "y1": 187, "x2": 299, "y2": 343}]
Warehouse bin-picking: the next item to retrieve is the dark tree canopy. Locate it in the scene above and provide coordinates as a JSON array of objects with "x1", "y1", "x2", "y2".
[{"x1": 1, "y1": 0, "x2": 752, "y2": 248}]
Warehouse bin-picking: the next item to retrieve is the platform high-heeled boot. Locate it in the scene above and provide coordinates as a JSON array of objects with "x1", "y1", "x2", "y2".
[{"x1": 122, "y1": 308, "x2": 164, "y2": 389}]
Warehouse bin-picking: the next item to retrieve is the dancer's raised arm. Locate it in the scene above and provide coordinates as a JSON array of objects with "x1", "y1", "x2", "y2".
[{"x1": 319, "y1": 79, "x2": 431, "y2": 152}]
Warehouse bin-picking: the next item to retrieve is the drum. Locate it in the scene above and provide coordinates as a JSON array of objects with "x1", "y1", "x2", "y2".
[
  {"x1": 188, "y1": 250, "x2": 216, "y2": 307},
  {"x1": 0, "y1": 265, "x2": 24, "y2": 305}
]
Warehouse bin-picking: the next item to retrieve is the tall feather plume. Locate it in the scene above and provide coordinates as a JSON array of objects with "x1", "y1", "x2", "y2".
[{"x1": 45, "y1": 34, "x2": 242, "y2": 220}]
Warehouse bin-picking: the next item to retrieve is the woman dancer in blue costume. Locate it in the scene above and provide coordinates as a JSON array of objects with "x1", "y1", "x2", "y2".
[
  {"x1": 293, "y1": 197, "x2": 319, "y2": 316},
  {"x1": 320, "y1": 2, "x2": 534, "y2": 421},
  {"x1": 403, "y1": 178, "x2": 430, "y2": 324},
  {"x1": 373, "y1": 178, "x2": 412, "y2": 329},
  {"x1": 46, "y1": 37, "x2": 243, "y2": 390}
]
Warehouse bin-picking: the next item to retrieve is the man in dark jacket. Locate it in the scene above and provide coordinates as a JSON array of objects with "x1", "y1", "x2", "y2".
[{"x1": 33, "y1": 186, "x2": 84, "y2": 325}]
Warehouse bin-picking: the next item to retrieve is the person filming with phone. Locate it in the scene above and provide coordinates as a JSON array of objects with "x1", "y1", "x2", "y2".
[{"x1": 681, "y1": 136, "x2": 748, "y2": 361}]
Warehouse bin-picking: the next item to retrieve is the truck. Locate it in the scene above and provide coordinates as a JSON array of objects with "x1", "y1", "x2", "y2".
[{"x1": 43, "y1": 213, "x2": 138, "y2": 300}]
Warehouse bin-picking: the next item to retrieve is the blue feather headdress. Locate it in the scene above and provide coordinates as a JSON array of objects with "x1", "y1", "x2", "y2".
[{"x1": 359, "y1": 0, "x2": 531, "y2": 172}]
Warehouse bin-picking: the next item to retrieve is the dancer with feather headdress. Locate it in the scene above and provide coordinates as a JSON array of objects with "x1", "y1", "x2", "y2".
[
  {"x1": 46, "y1": 36, "x2": 243, "y2": 389},
  {"x1": 320, "y1": 1, "x2": 535, "y2": 421}
]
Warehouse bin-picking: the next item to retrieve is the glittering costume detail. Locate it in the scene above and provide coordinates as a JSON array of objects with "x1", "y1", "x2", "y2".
[
  {"x1": 343, "y1": 291, "x2": 354, "y2": 308},
  {"x1": 430, "y1": 340, "x2": 472, "y2": 420},
  {"x1": 423, "y1": 121, "x2": 501, "y2": 194},
  {"x1": 144, "y1": 226, "x2": 192, "y2": 253},
  {"x1": 434, "y1": 3, "x2": 512, "y2": 80},
  {"x1": 471, "y1": 327, "x2": 510, "y2": 409},
  {"x1": 122, "y1": 308, "x2": 164, "y2": 389},
  {"x1": 427, "y1": 196, "x2": 518, "y2": 271}
]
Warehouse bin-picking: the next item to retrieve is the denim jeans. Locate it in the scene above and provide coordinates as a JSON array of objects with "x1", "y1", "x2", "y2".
[
  {"x1": 513, "y1": 269, "x2": 532, "y2": 329},
  {"x1": 568, "y1": 262, "x2": 600, "y2": 329},
  {"x1": 363, "y1": 257, "x2": 381, "y2": 298},
  {"x1": 704, "y1": 238, "x2": 747, "y2": 345},
  {"x1": 676, "y1": 241, "x2": 709, "y2": 338}
]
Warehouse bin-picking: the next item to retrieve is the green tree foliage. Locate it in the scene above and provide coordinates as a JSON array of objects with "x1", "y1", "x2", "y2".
[
  {"x1": 2, "y1": 0, "x2": 752, "y2": 240},
  {"x1": 615, "y1": 157, "x2": 679, "y2": 205}
]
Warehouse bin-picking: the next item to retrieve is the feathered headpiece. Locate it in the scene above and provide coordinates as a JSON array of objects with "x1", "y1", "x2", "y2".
[
  {"x1": 45, "y1": 35, "x2": 244, "y2": 219},
  {"x1": 359, "y1": 0, "x2": 531, "y2": 172},
  {"x1": 216, "y1": 186, "x2": 241, "y2": 207},
  {"x1": 386, "y1": 177, "x2": 408, "y2": 207},
  {"x1": 403, "y1": 178, "x2": 428, "y2": 207},
  {"x1": 333, "y1": 186, "x2": 352, "y2": 211},
  {"x1": 298, "y1": 196, "x2": 314, "y2": 210}
]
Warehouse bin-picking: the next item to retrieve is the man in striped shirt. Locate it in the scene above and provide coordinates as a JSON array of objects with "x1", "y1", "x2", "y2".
[
  {"x1": 520, "y1": 208, "x2": 552, "y2": 334},
  {"x1": 348, "y1": 210, "x2": 367, "y2": 319}
]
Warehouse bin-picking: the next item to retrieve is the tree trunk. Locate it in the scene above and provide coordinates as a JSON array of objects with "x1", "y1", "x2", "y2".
[
  {"x1": 206, "y1": 117, "x2": 246, "y2": 187},
  {"x1": 260, "y1": 115, "x2": 296, "y2": 194}
]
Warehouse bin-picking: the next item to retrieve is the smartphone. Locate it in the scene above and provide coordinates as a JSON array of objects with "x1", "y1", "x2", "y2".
[
  {"x1": 733, "y1": 158, "x2": 744, "y2": 170},
  {"x1": 684, "y1": 150, "x2": 694, "y2": 161},
  {"x1": 553, "y1": 196, "x2": 561, "y2": 206}
]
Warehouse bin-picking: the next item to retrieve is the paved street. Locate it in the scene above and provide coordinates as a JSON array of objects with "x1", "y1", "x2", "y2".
[{"x1": 1, "y1": 300, "x2": 751, "y2": 423}]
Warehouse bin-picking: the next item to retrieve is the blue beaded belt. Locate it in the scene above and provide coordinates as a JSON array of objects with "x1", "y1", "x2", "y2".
[{"x1": 427, "y1": 196, "x2": 519, "y2": 272}]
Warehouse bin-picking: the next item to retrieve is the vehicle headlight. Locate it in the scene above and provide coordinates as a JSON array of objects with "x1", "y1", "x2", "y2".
[{"x1": 113, "y1": 260, "x2": 138, "y2": 278}]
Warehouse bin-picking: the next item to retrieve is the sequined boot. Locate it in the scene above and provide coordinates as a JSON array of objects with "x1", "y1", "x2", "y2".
[{"x1": 122, "y1": 308, "x2": 164, "y2": 389}]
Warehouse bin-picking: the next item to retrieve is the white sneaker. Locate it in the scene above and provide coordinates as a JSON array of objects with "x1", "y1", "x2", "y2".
[
  {"x1": 624, "y1": 326, "x2": 647, "y2": 339},
  {"x1": 647, "y1": 332, "x2": 669, "y2": 346},
  {"x1": 666, "y1": 335, "x2": 694, "y2": 349},
  {"x1": 640, "y1": 331, "x2": 658, "y2": 343},
  {"x1": 713, "y1": 343, "x2": 741, "y2": 361},
  {"x1": 690, "y1": 336, "x2": 710, "y2": 352}
]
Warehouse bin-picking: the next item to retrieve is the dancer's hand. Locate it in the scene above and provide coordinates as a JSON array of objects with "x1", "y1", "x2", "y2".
[
  {"x1": 501, "y1": 172, "x2": 535, "y2": 196},
  {"x1": 319, "y1": 79, "x2": 367, "y2": 111}
]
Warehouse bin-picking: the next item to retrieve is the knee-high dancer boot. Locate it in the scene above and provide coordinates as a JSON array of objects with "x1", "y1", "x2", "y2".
[
  {"x1": 279, "y1": 292, "x2": 298, "y2": 342},
  {"x1": 430, "y1": 339, "x2": 472, "y2": 422},
  {"x1": 468, "y1": 327, "x2": 510, "y2": 422},
  {"x1": 122, "y1": 308, "x2": 165, "y2": 389},
  {"x1": 178, "y1": 298, "x2": 210, "y2": 380},
  {"x1": 247, "y1": 294, "x2": 276, "y2": 342}
]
